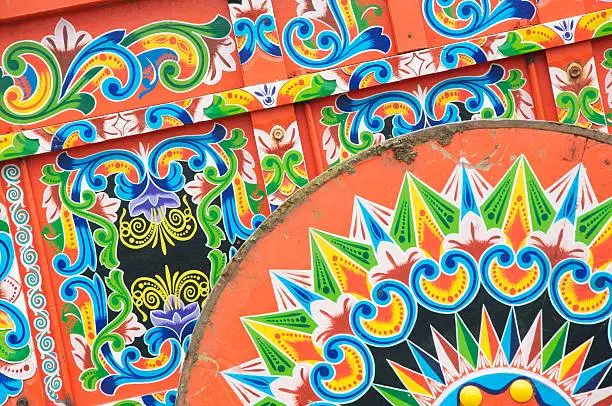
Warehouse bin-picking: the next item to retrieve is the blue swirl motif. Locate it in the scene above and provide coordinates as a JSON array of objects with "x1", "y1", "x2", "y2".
[
  {"x1": 423, "y1": 0, "x2": 537, "y2": 39},
  {"x1": 336, "y1": 64, "x2": 506, "y2": 145},
  {"x1": 480, "y1": 245, "x2": 550, "y2": 306},
  {"x1": 310, "y1": 334, "x2": 374, "y2": 403},
  {"x1": 411, "y1": 250, "x2": 480, "y2": 313},
  {"x1": 62, "y1": 30, "x2": 142, "y2": 101},
  {"x1": 0, "y1": 231, "x2": 32, "y2": 402},
  {"x1": 51, "y1": 121, "x2": 97, "y2": 151},
  {"x1": 235, "y1": 14, "x2": 282, "y2": 64},
  {"x1": 282, "y1": 0, "x2": 391, "y2": 69},
  {"x1": 549, "y1": 259, "x2": 612, "y2": 324},
  {"x1": 60, "y1": 273, "x2": 185, "y2": 395},
  {"x1": 100, "y1": 336, "x2": 183, "y2": 395},
  {"x1": 348, "y1": 60, "x2": 393, "y2": 91},
  {"x1": 440, "y1": 41, "x2": 488, "y2": 69},
  {"x1": 350, "y1": 279, "x2": 417, "y2": 346},
  {"x1": 142, "y1": 389, "x2": 177, "y2": 406},
  {"x1": 145, "y1": 104, "x2": 194, "y2": 130},
  {"x1": 52, "y1": 122, "x2": 262, "y2": 275}
]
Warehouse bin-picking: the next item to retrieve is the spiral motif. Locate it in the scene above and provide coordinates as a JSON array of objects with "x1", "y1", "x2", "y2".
[
  {"x1": 20, "y1": 247, "x2": 37, "y2": 266},
  {"x1": 29, "y1": 292, "x2": 46, "y2": 311},
  {"x1": 24, "y1": 270, "x2": 41, "y2": 288},
  {"x1": 3, "y1": 168, "x2": 63, "y2": 401},
  {"x1": 12, "y1": 208, "x2": 29, "y2": 226},
  {"x1": 37, "y1": 331, "x2": 55, "y2": 353},
  {"x1": 34, "y1": 314, "x2": 49, "y2": 330},
  {"x1": 41, "y1": 356, "x2": 58, "y2": 373},
  {"x1": 131, "y1": 266, "x2": 210, "y2": 320},
  {"x1": 45, "y1": 375, "x2": 62, "y2": 399},
  {"x1": 1, "y1": 164, "x2": 20, "y2": 182},
  {"x1": 6, "y1": 186, "x2": 22, "y2": 204}
]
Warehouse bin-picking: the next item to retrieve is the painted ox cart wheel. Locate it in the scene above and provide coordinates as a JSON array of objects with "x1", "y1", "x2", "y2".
[{"x1": 177, "y1": 121, "x2": 612, "y2": 406}]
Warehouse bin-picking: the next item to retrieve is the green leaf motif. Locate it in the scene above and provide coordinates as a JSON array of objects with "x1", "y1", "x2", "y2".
[
  {"x1": 498, "y1": 32, "x2": 544, "y2": 57},
  {"x1": 0, "y1": 133, "x2": 39, "y2": 162},
  {"x1": 295, "y1": 74, "x2": 337, "y2": 102}
]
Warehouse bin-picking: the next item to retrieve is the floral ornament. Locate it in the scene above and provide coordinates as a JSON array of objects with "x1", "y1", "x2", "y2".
[
  {"x1": 128, "y1": 179, "x2": 181, "y2": 224},
  {"x1": 253, "y1": 84, "x2": 277, "y2": 107},
  {"x1": 528, "y1": 220, "x2": 589, "y2": 267},
  {"x1": 551, "y1": 17, "x2": 578, "y2": 43},
  {"x1": 311, "y1": 294, "x2": 356, "y2": 347},
  {"x1": 102, "y1": 112, "x2": 142, "y2": 140},
  {"x1": 115, "y1": 313, "x2": 146, "y2": 345},
  {"x1": 185, "y1": 173, "x2": 214, "y2": 205},
  {"x1": 550, "y1": 58, "x2": 597, "y2": 94},
  {"x1": 41, "y1": 18, "x2": 92, "y2": 72},
  {"x1": 254, "y1": 122, "x2": 308, "y2": 207},
  {"x1": 512, "y1": 86, "x2": 535, "y2": 120},
  {"x1": 90, "y1": 192, "x2": 121, "y2": 223},
  {"x1": 236, "y1": 149, "x2": 258, "y2": 185},
  {"x1": 204, "y1": 36, "x2": 238, "y2": 86},
  {"x1": 222, "y1": 157, "x2": 611, "y2": 405},
  {"x1": 369, "y1": 242, "x2": 424, "y2": 284},
  {"x1": 70, "y1": 334, "x2": 93, "y2": 372},
  {"x1": 1, "y1": 16, "x2": 236, "y2": 126},
  {"x1": 319, "y1": 64, "x2": 532, "y2": 166},
  {"x1": 296, "y1": 0, "x2": 330, "y2": 20},
  {"x1": 443, "y1": 212, "x2": 504, "y2": 261},
  {"x1": 269, "y1": 363, "x2": 322, "y2": 405},
  {"x1": 399, "y1": 51, "x2": 437, "y2": 78},
  {"x1": 0, "y1": 276, "x2": 21, "y2": 308},
  {"x1": 549, "y1": 58, "x2": 608, "y2": 129},
  {"x1": 151, "y1": 296, "x2": 200, "y2": 340},
  {"x1": 42, "y1": 184, "x2": 62, "y2": 223}
]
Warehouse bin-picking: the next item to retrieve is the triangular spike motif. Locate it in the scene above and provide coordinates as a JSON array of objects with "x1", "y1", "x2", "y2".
[
  {"x1": 541, "y1": 323, "x2": 569, "y2": 373},
  {"x1": 223, "y1": 157, "x2": 611, "y2": 405},
  {"x1": 500, "y1": 308, "x2": 520, "y2": 364},
  {"x1": 374, "y1": 385, "x2": 420, "y2": 406},
  {"x1": 455, "y1": 314, "x2": 479, "y2": 369},
  {"x1": 408, "y1": 342, "x2": 445, "y2": 385}
]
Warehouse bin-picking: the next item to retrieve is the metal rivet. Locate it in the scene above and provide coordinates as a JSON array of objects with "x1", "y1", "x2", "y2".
[
  {"x1": 568, "y1": 62, "x2": 582, "y2": 79},
  {"x1": 271, "y1": 126, "x2": 285, "y2": 141},
  {"x1": 16, "y1": 398, "x2": 28, "y2": 406}
]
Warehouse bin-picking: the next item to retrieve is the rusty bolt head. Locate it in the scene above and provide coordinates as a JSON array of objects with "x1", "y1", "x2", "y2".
[
  {"x1": 568, "y1": 62, "x2": 582, "y2": 79},
  {"x1": 271, "y1": 126, "x2": 285, "y2": 141},
  {"x1": 16, "y1": 398, "x2": 28, "y2": 406}
]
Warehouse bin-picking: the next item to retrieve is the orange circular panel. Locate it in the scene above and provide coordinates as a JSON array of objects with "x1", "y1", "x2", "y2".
[{"x1": 177, "y1": 121, "x2": 612, "y2": 406}]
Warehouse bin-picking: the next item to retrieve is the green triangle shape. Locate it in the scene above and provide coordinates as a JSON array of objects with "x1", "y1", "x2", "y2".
[
  {"x1": 390, "y1": 177, "x2": 417, "y2": 250},
  {"x1": 456, "y1": 315, "x2": 479, "y2": 369},
  {"x1": 254, "y1": 397, "x2": 284, "y2": 406},
  {"x1": 312, "y1": 230, "x2": 376, "y2": 271},
  {"x1": 244, "y1": 323, "x2": 295, "y2": 376},
  {"x1": 481, "y1": 158, "x2": 520, "y2": 229},
  {"x1": 576, "y1": 198, "x2": 612, "y2": 245},
  {"x1": 374, "y1": 385, "x2": 419, "y2": 406},
  {"x1": 245, "y1": 310, "x2": 317, "y2": 334},
  {"x1": 542, "y1": 322, "x2": 568, "y2": 372},
  {"x1": 410, "y1": 175, "x2": 460, "y2": 235},
  {"x1": 311, "y1": 236, "x2": 341, "y2": 301},
  {"x1": 523, "y1": 161, "x2": 555, "y2": 232}
]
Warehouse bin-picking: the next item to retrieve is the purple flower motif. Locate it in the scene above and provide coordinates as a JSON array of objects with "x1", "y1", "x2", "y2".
[
  {"x1": 254, "y1": 83, "x2": 277, "y2": 106},
  {"x1": 151, "y1": 296, "x2": 200, "y2": 338},
  {"x1": 128, "y1": 178, "x2": 180, "y2": 224}
]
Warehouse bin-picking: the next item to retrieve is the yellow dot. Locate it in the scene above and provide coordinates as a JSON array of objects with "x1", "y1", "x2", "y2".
[
  {"x1": 459, "y1": 385, "x2": 482, "y2": 406},
  {"x1": 510, "y1": 379, "x2": 534, "y2": 403}
]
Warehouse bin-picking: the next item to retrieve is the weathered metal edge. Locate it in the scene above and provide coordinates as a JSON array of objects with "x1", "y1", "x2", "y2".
[{"x1": 175, "y1": 120, "x2": 612, "y2": 403}]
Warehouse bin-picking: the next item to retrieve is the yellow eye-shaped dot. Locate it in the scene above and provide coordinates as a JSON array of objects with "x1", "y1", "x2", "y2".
[
  {"x1": 459, "y1": 385, "x2": 483, "y2": 406},
  {"x1": 510, "y1": 379, "x2": 534, "y2": 403}
]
